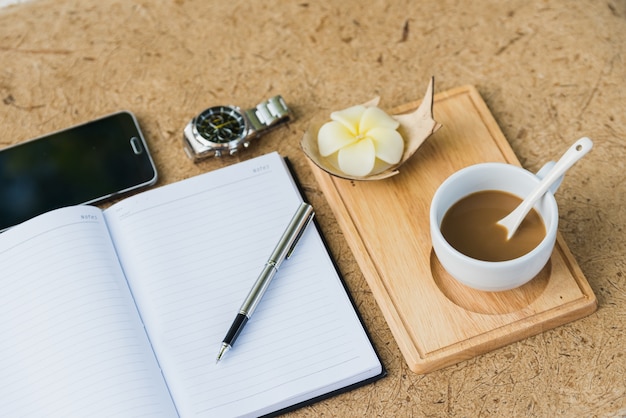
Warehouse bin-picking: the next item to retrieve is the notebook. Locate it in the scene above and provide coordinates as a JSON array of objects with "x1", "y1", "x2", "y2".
[{"x1": 0, "y1": 152, "x2": 384, "y2": 418}]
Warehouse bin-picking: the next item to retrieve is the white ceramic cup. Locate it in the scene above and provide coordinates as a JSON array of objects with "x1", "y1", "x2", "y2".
[{"x1": 430, "y1": 162, "x2": 561, "y2": 291}]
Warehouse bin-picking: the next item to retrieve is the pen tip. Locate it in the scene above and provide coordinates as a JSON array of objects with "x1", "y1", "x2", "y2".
[{"x1": 216, "y1": 343, "x2": 229, "y2": 364}]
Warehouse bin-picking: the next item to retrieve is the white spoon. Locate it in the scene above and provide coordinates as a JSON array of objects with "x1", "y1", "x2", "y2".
[{"x1": 497, "y1": 137, "x2": 593, "y2": 240}]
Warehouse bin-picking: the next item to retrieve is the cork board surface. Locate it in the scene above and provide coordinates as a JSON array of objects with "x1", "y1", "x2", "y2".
[{"x1": 1, "y1": 0, "x2": 625, "y2": 416}]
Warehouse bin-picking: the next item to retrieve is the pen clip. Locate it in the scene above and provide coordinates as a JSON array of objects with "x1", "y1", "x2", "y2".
[{"x1": 286, "y1": 208, "x2": 314, "y2": 259}]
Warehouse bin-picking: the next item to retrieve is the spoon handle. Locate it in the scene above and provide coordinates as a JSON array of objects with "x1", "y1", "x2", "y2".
[{"x1": 500, "y1": 137, "x2": 593, "y2": 239}]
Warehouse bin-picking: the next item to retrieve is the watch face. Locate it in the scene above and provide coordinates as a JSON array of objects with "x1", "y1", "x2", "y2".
[{"x1": 194, "y1": 106, "x2": 246, "y2": 144}]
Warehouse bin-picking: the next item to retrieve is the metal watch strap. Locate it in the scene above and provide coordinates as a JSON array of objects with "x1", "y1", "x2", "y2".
[{"x1": 243, "y1": 95, "x2": 291, "y2": 133}]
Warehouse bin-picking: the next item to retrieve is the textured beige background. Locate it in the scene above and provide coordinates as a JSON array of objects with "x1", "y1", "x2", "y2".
[{"x1": 1, "y1": 0, "x2": 625, "y2": 416}]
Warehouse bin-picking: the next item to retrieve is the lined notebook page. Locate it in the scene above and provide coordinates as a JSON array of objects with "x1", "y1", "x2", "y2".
[
  {"x1": 0, "y1": 206, "x2": 178, "y2": 418},
  {"x1": 104, "y1": 152, "x2": 382, "y2": 418}
]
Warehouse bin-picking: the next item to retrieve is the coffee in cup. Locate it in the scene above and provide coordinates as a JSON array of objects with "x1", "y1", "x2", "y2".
[{"x1": 440, "y1": 190, "x2": 546, "y2": 262}]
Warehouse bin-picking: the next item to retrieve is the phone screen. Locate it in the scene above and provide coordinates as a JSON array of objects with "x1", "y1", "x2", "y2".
[{"x1": 0, "y1": 111, "x2": 157, "y2": 230}]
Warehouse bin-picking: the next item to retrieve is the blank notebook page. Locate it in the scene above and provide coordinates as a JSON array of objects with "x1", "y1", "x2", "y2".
[
  {"x1": 0, "y1": 206, "x2": 178, "y2": 418},
  {"x1": 104, "y1": 152, "x2": 382, "y2": 418}
]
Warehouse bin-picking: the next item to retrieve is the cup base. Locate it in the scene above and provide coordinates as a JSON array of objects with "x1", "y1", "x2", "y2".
[{"x1": 430, "y1": 249, "x2": 551, "y2": 315}]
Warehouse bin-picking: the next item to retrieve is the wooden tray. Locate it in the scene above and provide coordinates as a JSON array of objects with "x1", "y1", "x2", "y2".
[{"x1": 308, "y1": 85, "x2": 597, "y2": 374}]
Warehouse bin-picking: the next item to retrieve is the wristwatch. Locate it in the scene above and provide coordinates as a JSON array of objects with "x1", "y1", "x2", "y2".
[{"x1": 183, "y1": 95, "x2": 291, "y2": 160}]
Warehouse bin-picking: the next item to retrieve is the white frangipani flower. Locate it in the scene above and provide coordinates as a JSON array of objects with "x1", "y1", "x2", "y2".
[{"x1": 317, "y1": 105, "x2": 404, "y2": 177}]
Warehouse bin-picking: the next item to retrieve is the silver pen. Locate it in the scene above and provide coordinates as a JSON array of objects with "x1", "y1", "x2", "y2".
[{"x1": 216, "y1": 202, "x2": 315, "y2": 363}]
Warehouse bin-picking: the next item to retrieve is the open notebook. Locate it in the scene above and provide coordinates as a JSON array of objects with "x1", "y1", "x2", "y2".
[{"x1": 0, "y1": 152, "x2": 384, "y2": 418}]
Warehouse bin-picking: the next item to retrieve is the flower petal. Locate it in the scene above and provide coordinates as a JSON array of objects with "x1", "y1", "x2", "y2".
[
  {"x1": 318, "y1": 121, "x2": 357, "y2": 157},
  {"x1": 368, "y1": 127, "x2": 404, "y2": 164},
  {"x1": 330, "y1": 105, "x2": 366, "y2": 135},
  {"x1": 337, "y1": 137, "x2": 376, "y2": 177},
  {"x1": 359, "y1": 106, "x2": 399, "y2": 133}
]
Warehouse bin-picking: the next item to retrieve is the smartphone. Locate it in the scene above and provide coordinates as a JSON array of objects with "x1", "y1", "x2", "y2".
[{"x1": 0, "y1": 111, "x2": 157, "y2": 231}]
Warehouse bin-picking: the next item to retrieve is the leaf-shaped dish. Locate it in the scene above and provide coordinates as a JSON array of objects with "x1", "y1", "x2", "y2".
[{"x1": 301, "y1": 76, "x2": 442, "y2": 181}]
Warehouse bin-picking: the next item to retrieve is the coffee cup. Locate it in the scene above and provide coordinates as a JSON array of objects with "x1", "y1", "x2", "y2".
[{"x1": 430, "y1": 162, "x2": 561, "y2": 291}]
